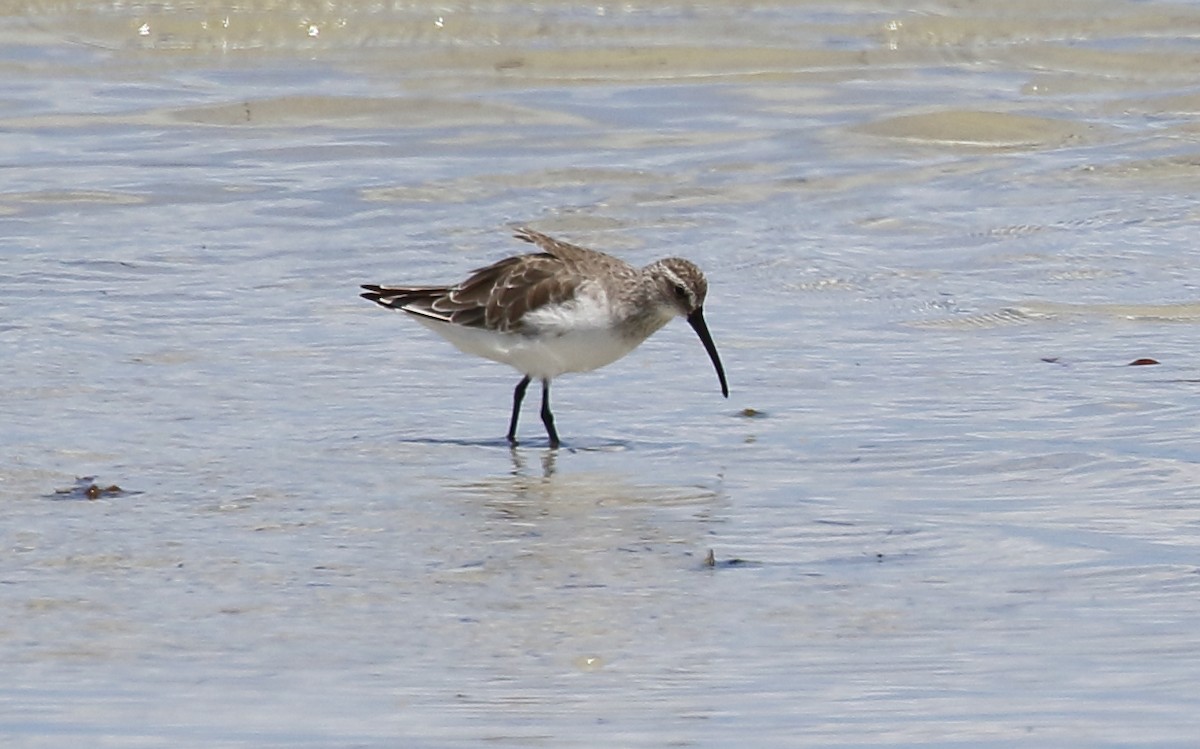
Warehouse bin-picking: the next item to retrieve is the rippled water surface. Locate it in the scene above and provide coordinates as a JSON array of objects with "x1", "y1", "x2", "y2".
[{"x1": 5, "y1": 1, "x2": 1200, "y2": 746}]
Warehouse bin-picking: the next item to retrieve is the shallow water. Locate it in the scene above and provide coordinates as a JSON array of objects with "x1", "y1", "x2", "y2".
[{"x1": 5, "y1": 0, "x2": 1200, "y2": 746}]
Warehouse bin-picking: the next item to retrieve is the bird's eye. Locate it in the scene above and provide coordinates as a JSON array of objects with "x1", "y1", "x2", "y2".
[{"x1": 672, "y1": 283, "x2": 690, "y2": 302}]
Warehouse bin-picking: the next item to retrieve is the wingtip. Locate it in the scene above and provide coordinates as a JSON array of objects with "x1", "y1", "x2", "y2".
[{"x1": 360, "y1": 284, "x2": 387, "y2": 305}]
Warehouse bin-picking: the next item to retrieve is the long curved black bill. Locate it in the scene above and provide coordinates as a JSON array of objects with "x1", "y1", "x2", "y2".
[{"x1": 687, "y1": 307, "x2": 729, "y2": 398}]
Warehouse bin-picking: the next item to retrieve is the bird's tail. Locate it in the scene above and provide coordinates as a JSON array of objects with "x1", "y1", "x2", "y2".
[{"x1": 360, "y1": 284, "x2": 446, "y2": 310}]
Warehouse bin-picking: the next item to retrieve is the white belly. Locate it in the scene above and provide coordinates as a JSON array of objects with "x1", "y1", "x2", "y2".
[{"x1": 414, "y1": 317, "x2": 643, "y2": 379}]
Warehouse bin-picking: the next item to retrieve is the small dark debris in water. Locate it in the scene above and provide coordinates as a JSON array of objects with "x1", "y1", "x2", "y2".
[
  {"x1": 1040, "y1": 357, "x2": 1059, "y2": 364},
  {"x1": 703, "y1": 548, "x2": 749, "y2": 569},
  {"x1": 52, "y1": 476, "x2": 130, "y2": 500},
  {"x1": 87, "y1": 484, "x2": 118, "y2": 500},
  {"x1": 1127, "y1": 358, "x2": 1159, "y2": 366},
  {"x1": 876, "y1": 552, "x2": 884, "y2": 562},
  {"x1": 739, "y1": 407, "x2": 766, "y2": 418}
]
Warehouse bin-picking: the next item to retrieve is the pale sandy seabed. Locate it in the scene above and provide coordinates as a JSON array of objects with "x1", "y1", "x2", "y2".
[{"x1": 3, "y1": 1, "x2": 1200, "y2": 746}]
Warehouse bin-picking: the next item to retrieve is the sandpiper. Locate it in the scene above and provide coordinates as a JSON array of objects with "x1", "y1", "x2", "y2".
[{"x1": 361, "y1": 228, "x2": 728, "y2": 447}]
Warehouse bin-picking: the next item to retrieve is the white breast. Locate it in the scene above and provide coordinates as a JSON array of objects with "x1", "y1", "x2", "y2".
[{"x1": 415, "y1": 317, "x2": 642, "y2": 379}]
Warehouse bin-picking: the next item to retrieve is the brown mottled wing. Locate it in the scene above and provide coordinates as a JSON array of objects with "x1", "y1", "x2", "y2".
[
  {"x1": 362, "y1": 258, "x2": 577, "y2": 332},
  {"x1": 511, "y1": 227, "x2": 618, "y2": 264},
  {"x1": 363, "y1": 230, "x2": 628, "y2": 333},
  {"x1": 361, "y1": 257, "x2": 576, "y2": 332},
  {"x1": 449, "y1": 253, "x2": 590, "y2": 332}
]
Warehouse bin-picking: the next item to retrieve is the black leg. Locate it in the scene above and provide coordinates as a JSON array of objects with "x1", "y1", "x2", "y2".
[
  {"x1": 540, "y1": 378, "x2": 560, "y2": 448},
  {"x1": 507, "y1": 376, "x2": 531, "y2": 445}
]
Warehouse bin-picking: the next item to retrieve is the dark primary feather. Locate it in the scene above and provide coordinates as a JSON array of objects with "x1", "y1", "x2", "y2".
[{"x1": 360, "y1": 285, "x2": 455, "y2": 323}]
